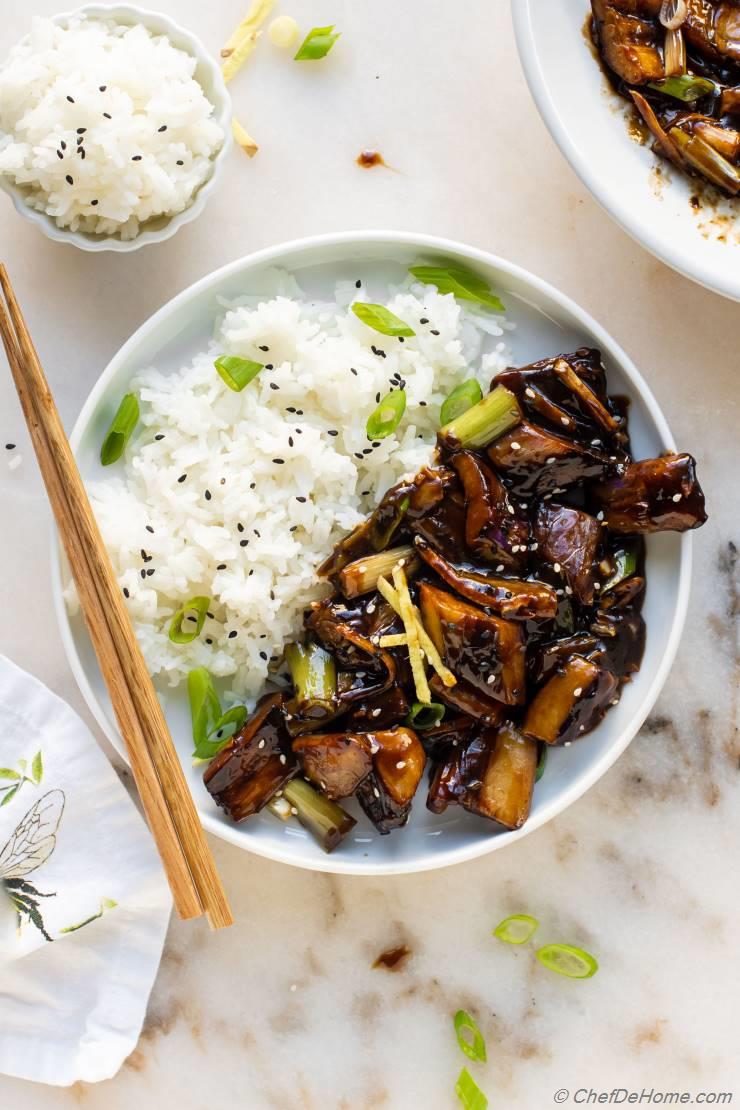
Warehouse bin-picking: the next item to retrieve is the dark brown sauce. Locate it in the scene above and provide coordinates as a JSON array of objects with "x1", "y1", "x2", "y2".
[
  {"x1": 356, "y1": 149, "x2": 388, "y2": 169},
  {"x1": 581, "y1": 12, "x2": 599, "y2": 61},
  {"x1": 372, "y1": 944, "x2": 411, "y2": 971}
]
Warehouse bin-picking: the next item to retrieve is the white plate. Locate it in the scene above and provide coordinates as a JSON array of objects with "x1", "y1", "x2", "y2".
[
  {"x1": 513, "y1": 0, "x2": 740, "y2": 302},
  {"x1": 52, "y1": 230, "x2": 692, "y2": 875}
]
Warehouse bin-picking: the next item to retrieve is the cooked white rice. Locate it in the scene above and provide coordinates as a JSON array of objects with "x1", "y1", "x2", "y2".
[
  {"x1": 0, "y1": 17, "x2": 224, "y2": 239},
  {"x1": 83, "y1": 272, "x2": 514, "y2": 703}
]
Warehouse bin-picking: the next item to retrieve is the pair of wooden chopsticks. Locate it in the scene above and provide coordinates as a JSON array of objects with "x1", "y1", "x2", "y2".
[{"x1": 0, "y1": 265, "x2": 232, "y2": 930}]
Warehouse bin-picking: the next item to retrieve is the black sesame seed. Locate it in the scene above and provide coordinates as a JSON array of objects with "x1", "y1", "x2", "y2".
[
  {"x1": 140, "y1": 548, "x2": 148, "y2": 560},
  {"x1": 350, "y1": 367, "x2": 358, "y2": 376},
  {"x1": 290, "y1": 525, "x2": 298, "y2": 532},
  {"x1": 430, "y1": 329, "x2": 440, "y2": 336},
  {"x1": 237, "y1": 522, "x2": 244, "y2": 533},
  {"x1": 176, "y1": 159, "x2": 184, "y2": 166},
  {"x1": 296, "y1": 496, "x2": 306, "y2": 503},
  {"x1": 66, "y1": 95, "x2": 75, "y2": 103},
  {"x1": 228, "y1": 630, "x2": 237, "y2": 639},
  {"x1": 259, "y1": 651, "x2": 268, "y2": 661},
  {"x1": 398, "y1": 336, "x2": 405, "y2": 343},
  {"x1": 249, "y1": 569, "x2": 254, "y2": 577},
  {"x1": 146, "y1": 525, "x2": 154, "y2": 533},
  {"x1": 327, "y1": 429, "x2": 339, "y2": 437},
  {"x1": 286, "y1": 406, "x2": 296, "y2": 414},
  {"x1": 186, "y1": 615, "x2": 197, "y2": 623},
  {"x1": 77, "y1": 127, "x2": 86, "y2": 135},
  {"x1": 99, "y1": 85, "x2": 107, "y2": 92},
  {"x1": 140, "y1": 569, "x2": 146, "y2": 579},
  {"x1": 240, "y1": 539, "x2": 249, "y2": 547},
  {"x1": 154, "y1": 433, "x2": 165, "y2": 441},
  {"x1": 217, "y1": 563, "x2": 227, "y2": 570},
  {"x1": 273, "y1": 458, "x2": 285, "y2": 465},
  {"x1": 362, "y1": 448, "x2": 372, "y2": 455},
  {"x1": 123, "y1": 587, "x2": 130, "y2": 599},
  {"x1": 249, "y1": 482, "x2": 256, "y2": 489},
  {"x1": 295, "y1": 427, "x2": 302, "y2": 434},
  {"x1": 288, "y1": 436, "x2": 294, "y2": 447},
  {"x1": 5, "y1": 444, "x2": 15, "y2": 450},
  {"x1": 91, "y1": 199, "x2": 99, "y2": 206},
  {"x1": 372, "y1": 441, "x2": 381, "y2": 448},
  {"x1": 296, "y1": 410, "x2": 304, "y2": 415},
  {"x1": 269, "y1": 382, "x2": 279, "y2": 390},
  {"x1": 178, "y1": 474, "x2": 187, "y2": 483},
  {"x1": 375, "y1": 392, "x2": 381, "y2": 403},
  {"x1": 103, "y1": 112, "x2": 112, "y2": 119},
  {"x1": 57, "y1": 150, "x2": 64, "y2": 159},
  {"x1": 65, "y1": 175, "x2": 74, "y2": 185},
  {"x1": 158, "y1": 125, "x2": 168, "y2": 133},
  {"x1": 258, "y1": 345, "x2": 269, "y2": 352},
  {"x1": 146, "y1": 568, "x2": 155, "y2": 576},
  {"x1": 253, "y1": 529, "x2": 260, "y2": 537},
  {"x1": 420, "y1": 317, "x2": 429, "y2": 324},
  {"x1": 132, "y1": 155, "x2": 142, "y2": 161},
  {"x1": 264, "y1": 364, "x2": 273, "y2": 370},
  {"x1": 355, "y1": 279, "x2": 361, "y2": 288},
  {"x1": 354, "y1": 452, "x2": 364, "y2": 460},
  {"x1": 205, "y1": 490, "x2": 212, "y2": 501},
  {"x1": 207, "y1": 612, "x2": 214, "y2": 619},
  {"x1": 60, "y1": 141, "x2": 66, "y2": 150},
  {"x1": 419, "y1": 400, "x2": 427, "y2": 407},
  {"x1": 206, "y1": 638, "x2": 213, "y2": 645},
  {"x1": 79, "y1": 149, "x2": 86, "y2": 159}
]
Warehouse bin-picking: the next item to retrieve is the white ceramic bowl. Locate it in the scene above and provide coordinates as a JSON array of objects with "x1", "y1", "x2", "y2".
[
  {"x1": 52, "y1": 231, "x2": 692, "y2": 874},
  {"x1": 513, "y1": 0, "x2": 740, "y2": 302},
  {"x1": 0, "y1": 4, "x2": 232, "y2": 252}
]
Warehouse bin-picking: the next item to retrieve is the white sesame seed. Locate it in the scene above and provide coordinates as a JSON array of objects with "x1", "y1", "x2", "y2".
[
  {"x1": 596, "y1": 511, "x2": 604, "y2": 521},
  {"x1": 610, "y1": 698, "x2": 619, "y2": 705},
  {"x1": 565, "y1": 585, "x2": 573, "y2": 595},
  {"x1": 258, "y1": 739, "x2": 266, "y2": 749},
  {"x1": 496, "y1": 564, "x2": 505, "y2": 572},
  {"x1": 486, "y1": 674, "x2": 496, "y2": 685},
  {"x1": 371, "y1": 708, "x2": 382, "y2": 718},
  {"x1": 579, "y1": 725, "x2": 586, "y2": 732},
  {"x1": 591, "y1": 438, "x2": 601, "y2": 446},
  {"x1": 8, "y1": 455, "x2": 22, "y2": 472},
  {"x1": 545, "y1": 456, "x2": 556, "y2": 465},
  {"x1": 553, "y1": 562, "x2": 561, "y2": 573},
  {"x1": 672, "y1": 493, "x2": 682, "y2": 502},
  {"x1": 564, "y1": 741, "x2": 572, "y2": 747},
  {"x1": 530, "y1": 542, "x2": 539, "y2": 551},
  {"x1": 594, "y1": 582, "x2": 601, "y2": 591},
  {"x1": 507, "y1": 504, "x2": 515, "y2": 515},
  {"x1": 560, "y1": 416, "x2": 570, "y2": 426},
  {"x1": 366, "y1": 602, "x2": 376, "y2": 614},
  {"x1": 396, "y1": 760, "x2": 406, "y2": 769},
  {"x1": 573, "y1": 686, "x2": 583, "y2": 697},
  {"x1": 525, "y1": 387, "x2": 535, "y2": 398},
  {"x1": 279, "y1": 753, "x2": 287, "y2": 765},
  {"x1": 373, "y1": 787, "x2": 380, "y2": 798},
  {"x1": 511, "y1": 441, "x2": 521, "y2": 451},
  {"x1": 289, "y1": 982, "x2": 298, "y2": 991}
]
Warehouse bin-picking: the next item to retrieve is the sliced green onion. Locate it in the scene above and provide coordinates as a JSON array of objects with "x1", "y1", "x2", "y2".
[
  {"x1": 352, "y1": 302, "x2": 415, "y2": 337},
  {"x1": 536, "y1": 942, "x2": 599, "y2": 979},
  {"x1": 602, "y1": 547, "x2": 638, "y2": 594},
  {"x1": 100, "y1": 393, "x2": 139, "y2": 466},
  {"x1": 409, "y1": 264, "x2": 505, "y2": 312},
  {"x1": 407, "y1": 701, "x2": 445, "y2": 729},
  {"x1": 440, "y1": 379, "x2": 483, "y2": 426},
  {"x1": 455, "y1": 1067, "x2": 488, "y2": 1110},
  {"x1": 214, "y1": 355, "x2": 264, "y2": 392},
  {"x1": 366, "y1": 389, "x2": 406, "y2": 440},
  {"x1": 169, "y1": 596, "x2": 211, "y2": 644},
  {"x1": 453, "y1": 1010, "x2": 487, "y2": 1063},
  {"x1": 285, "y1": 642, "x2": 337, "y2": 710},
  {"x1": 294, "y1": 24, "x2": 341, "y2": 61},
  {"x1": 339, "y1": 545, "x2": 416, "y2": 598},
  {"x1": 282, "y1": 778, "x2": 356, "y2": 852},
  {"x1": 648, "y1": 75, "x2": 715, "y2": 101},
  {"x1": 493, "y1": 913, "x2": 539, "y2": 945},
  {"x1": 439, "y1": 384, "x2": 521, "y2": 450},
  {"x1": 670, "y1": 127, "x2": 740, "y2": 194},
  {"x1": 188, "y1": 668, "x2": 247, "y2": 760},
  {"x1": 535, "y1": 744, "x2": 548, "y2": 783}
]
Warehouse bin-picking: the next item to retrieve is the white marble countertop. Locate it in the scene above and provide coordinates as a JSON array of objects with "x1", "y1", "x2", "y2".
[{"x1": 1, "y1": 1, "x2": 738, "y2": 1106}]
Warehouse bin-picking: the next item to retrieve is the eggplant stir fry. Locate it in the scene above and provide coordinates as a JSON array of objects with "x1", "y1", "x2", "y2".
[
  {"x1": 205, "y1": 347, "x2": 707, "y2": 851},
  {"x1": 590, "y1": 0, "x2": 740, "y2": 195}
]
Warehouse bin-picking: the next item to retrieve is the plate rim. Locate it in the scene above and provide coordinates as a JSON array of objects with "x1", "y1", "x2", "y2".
[
  {"x1": 51, "y1": 228, "x2": 693, "y2": 875},
  {"x1": 511, "y1": 0, "x2": 740, "y2": 304}
]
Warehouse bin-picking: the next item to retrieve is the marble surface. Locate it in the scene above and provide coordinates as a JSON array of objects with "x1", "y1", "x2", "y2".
[{"x1": 1, "y1": 0, "x2": 738, "y2": 1106}]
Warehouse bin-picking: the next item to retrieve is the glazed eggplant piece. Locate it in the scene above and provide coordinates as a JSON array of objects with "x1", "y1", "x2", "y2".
[
  {"x1": 427, "y1": 730, "x2": 491, "y2": 814},
  {"x1": 451, "y1": 450, "x2": 529, "y2": 569},
  {"x1": 356, "y1": 727, "x2": 427, "y2": 834},
  {"x1": 487, "y1": 420, "x2": 612, "y2": 497},
  {"x1": 429, "y1": 673, "x2": 505, "y2": 725},
  {"x1": 204, "y1": 694, "x2": 297, "y2": 821},
  {"x1": 590, "y1": 0, "x2": 665, "y2": 86},
  {"x1": 420, "y1": 582, "x2": 526, "y2": 705},
  {"x1": 593, "y1": 453, "x2": 708, "y2": 533},
  {"x1": 292, "y1": 732, "x2": 373, "y2": 799},
  {"x1": 533, "y1": 502, "x2": 604, "y2": 605},
  {"x1": 409, "y1": 475, "x2": 469, "y2": 562},
  {"x1": 343, "y1": 683, "x2": 411, "y2": 730},
  {"x1": 417, "y1": 715, "x2": 477, "y2": 760},
  {"x1": 415, "y1": 536, "x2": 558, "y2": 621},
  {"x1": 460, "y1": 722, "x2": 538, "y2": 830},
  {"x1": 523, "y1": 656, "x2": 619, "y2": 746},
  {"x1": 683, "y1": 0, "x2": 740, "y2": 65}
]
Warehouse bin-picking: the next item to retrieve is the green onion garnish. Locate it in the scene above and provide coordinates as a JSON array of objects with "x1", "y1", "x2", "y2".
[
  {"x1": 410, "y1": 263, "x2": 505, "y2": 312},
  {"x1": 535, "y1": 744, "x2": 548, "y2": 783},
  {"x1": 366, "y1": 389, "x2": 406, "y2": 440},
  {"x1": 438, "y1": 384, "x2": 521, "y2": 450},
  {"x1": 536, "y1": 942, "x2": 599, "y2": 979},
  {"x1": 602, "y1": 547, "x2": 638, "y2": 593},
  {"x1": 453, "y1": 1010, "x2": 487, "y2": 1064},
  {"x1": 214, "y1": 355, "x2": 264, "y2": 392},
  {"x1": 440, "y1": 379, "x2": 483, "y2": 427},
  {"x1": 187, "y1": 667, "x2": 246, "y2": 761},
  {"x1": 352, "y1": 302, "x2": 415, "y2": 337},
  {"x1": 647, "y1": 75, "x2": 716, "y2": 102},
  {"x1": 493, "y1": 913, "x2": 539, "y2": 945},
  {"x1": 407, "y1": 701, "x2": 445, "y2": 729},
  {"x1": 169, "y1": 596, "x2": 211, "y2": 644},
  {"x1": 100, "y1": 393, "x2": 139, "y2": 466},
  {"x1": 455, "y1": 1067, "x2": 488, "y2": 1110},
  {"x1": 294, "y1": 24, "x2": 341, "y2": 60}
]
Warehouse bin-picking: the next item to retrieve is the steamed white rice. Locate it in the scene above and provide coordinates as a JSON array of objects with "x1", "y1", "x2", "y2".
[
  {"x1": 0, "y1": 17, "x2": 224, "y2": 239},
  {"x1": 84, "y1": 272, "x2": 514, "y2": 703}
]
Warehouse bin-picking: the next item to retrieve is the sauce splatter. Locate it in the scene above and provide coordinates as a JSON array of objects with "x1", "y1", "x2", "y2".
[
  {"x1": 372, "y1": 944, "x2": 411, "y2": 971},
  {"x1": 356, "y1": 149, "x2": 389, "y2": 169}
]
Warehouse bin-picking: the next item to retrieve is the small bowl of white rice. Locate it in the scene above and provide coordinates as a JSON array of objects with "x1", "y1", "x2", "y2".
[{"x1": 0, "y1": 5, "x2": 231, "y2": 251}]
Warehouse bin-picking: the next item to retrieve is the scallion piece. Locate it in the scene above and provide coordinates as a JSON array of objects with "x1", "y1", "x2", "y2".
[
  {"x1": 493, "y1": 913, "x2": 539, "y2": 945},
  {"x1": 282, "y1": 778, "x2": 356, "y2": 852},
  {"x1": 169, "y1": 596, "x2": 211, "y2": 644},
  {"x1": 294, "y1": 24, "x2": 341, "y2": 61},
  {"x1": 453, "y1": 1010, "x2": 487, "y2": 1064},
  {"x1": 535, "y1": 744, "x2": 548, "y2": 783},
  {"x1": 407, "y1": 701, "x2": 445, "y2": 729},
  {"x1": 339, "y1": 545, "x2": 416, "y2": 598},
  {"x1": 214, "y1": 355, "x2": 264, "y2": 392},
  {"x1": 410, "y1": 263, "x2": 505, "y2": 312},
  {"x1": 285, "y1": 641, "x2": 337, "y2": 711},
  {"x1": 536, "y1": 942, "x2": 599, "y2": 979},
  {"x1": 352, "y1": 302, "x2": 415, "y2": 337},
  {"x1": 366, "y1": 389, "x2": 406, "y2": 440},
  {"x1": 439, "y1": 384, "x2": 521, "y2": 450},
  {"x1": 455, "y1": 1067, "x2": 488, "y2": 1110},
  {"x1": 602, "y1": 547, "x2": 638, "y2": 593},
  {"x1": 440, "y1": 379, "x2": 483, "y2": 426},
  {"x1": 100, "y1": 393, "x2": 139, "y2": 465},
  {"x1": 188, "y1": 668, "x2": 247, "y2": 760},
  {"x1": 647, "y1": 74, "x2": 715, "y2": 101}
]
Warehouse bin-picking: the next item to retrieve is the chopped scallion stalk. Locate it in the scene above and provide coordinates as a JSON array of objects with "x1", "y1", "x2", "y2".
[
  {"x1": 352, "y1": 303, "x2": 415, "y2": 337},
  {"x1": 214, "y1": 355, "x2": 264, "y2": 392},
  {"x1": 409, "y1": 263, "x2": 504, "y2": 312},
  {"x1": 100, "y1": 393, "x2": 139, "y2": 465},
  {"x1": 647, "y1": 75, "x2": 715, "y2": 101},
  {"x1": 188, "y1": 667, "x2": 243, "y2": 760},
  {"x1": 535, "y1": 744, "x2": 548, "y2": 783},
  {"x1": 453, "y1": 1010, "x2": 487, "y2": 1064},
  {"x1": 407, "y1": 701, "x2": 445, "y2": 729},
  {"x1": 602, "y1": 547, "x2": 638, "y2": 593},
  {"x1": 439, "y1": 384, "x2": 521, "y2": 450},
  {"x1": 169, "y1": 596, "x2": 211, "y2": 644},
  {"x1": 339, "y1": 545, "x2": 416, "y2": 597},
  {"x1": 282, "y1": 778, "x2": 355, "y2": 851},
  {"x1": 455, "y1": 1067, "x2": 488, "y2": 1110},
  {"x1": 294, "y1": 24, "x2": 341, "y2": 61},
  {"x1": 536, "y1": 942, "x2": 599, "y2": 979},
  {"x1": 671, "y1": 128, "x2": 740, "y2": 193},
  {"x1": 366, "y1": 390, "x2": 406, "y2": 440},
  {"x1": 440, "y1": 379, "x2": 483, "y2": 427},
  {"x1": 663, "y1": 26, "x2": 686, "y2": 77},
  {"x1": 493, "y1": 913, "x2": 539, "y2": 945},
  {"x1": 285, "y1": 642, "x2": 337, "y2": 711}
]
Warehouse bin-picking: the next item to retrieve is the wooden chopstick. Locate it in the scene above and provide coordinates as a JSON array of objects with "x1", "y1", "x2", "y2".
[{"x1": 0, "y1": 266, "x2": 233, "y2": 930}]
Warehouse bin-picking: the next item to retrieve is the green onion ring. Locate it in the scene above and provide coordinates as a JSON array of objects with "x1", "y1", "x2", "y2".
[
  {"x1": 493, "y1": 913, "x2": 539, "y2": 945},
  {"x1": 453, "y1": 1010, "x2": 487, "y2": 1064},
  {"x1": 100, "y1": 393, "x2": 139, "y2": 466},
  {"x1": 169, "y1": 596, "x2": 211, "y2": 644},
  {"x1": 536, "y1": 942, "x2": 599, "y2": 979}
]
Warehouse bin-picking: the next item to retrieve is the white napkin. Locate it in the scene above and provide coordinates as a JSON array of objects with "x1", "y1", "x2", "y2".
[{"x1": 0, "y1": 655, "x2": 171, "y2": 1086}]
